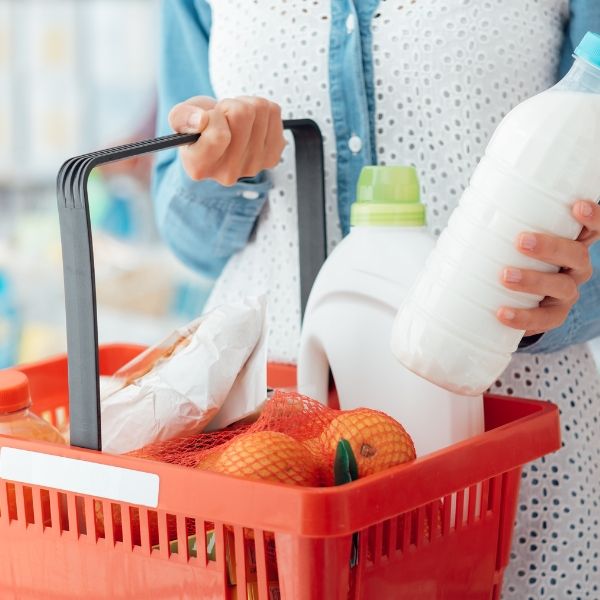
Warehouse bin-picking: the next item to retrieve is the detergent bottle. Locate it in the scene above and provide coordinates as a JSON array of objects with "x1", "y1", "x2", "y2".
[{"x1": 298, "y1": 166, "x2": 484, "y2": 456}]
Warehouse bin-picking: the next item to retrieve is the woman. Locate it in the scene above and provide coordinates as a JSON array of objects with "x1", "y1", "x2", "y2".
[{"x1": 153, "y1": 1, "x2": 600, "y2": 597}]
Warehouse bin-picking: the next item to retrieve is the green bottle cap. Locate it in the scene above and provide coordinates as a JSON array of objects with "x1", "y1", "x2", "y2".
[{"x1": 350, "y1": 166, "x2": 426, "y2": 227}]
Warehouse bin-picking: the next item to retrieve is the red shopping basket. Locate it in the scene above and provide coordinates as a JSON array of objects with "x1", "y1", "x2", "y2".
[
  {"x1": 0, "y1": 345, "x2": 558, "y2": 600},
  {"x1": 0, "y1": 121, "x2": 560, "y2": 599}
]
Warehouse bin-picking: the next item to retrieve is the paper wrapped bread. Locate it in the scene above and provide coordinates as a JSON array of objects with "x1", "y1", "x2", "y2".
[{"x1": 100, "y1": 296, "x2": 267, "y2": 454}]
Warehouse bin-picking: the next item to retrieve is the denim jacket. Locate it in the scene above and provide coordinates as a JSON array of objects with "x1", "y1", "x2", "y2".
[{"x1": 153, "y1": 0, "x2": 600, "y2": 354}]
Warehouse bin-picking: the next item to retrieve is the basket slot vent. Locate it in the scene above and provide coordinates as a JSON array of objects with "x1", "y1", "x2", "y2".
[
  {"x1": 196, "y1": 519, "x2": 209, "y2": 565},
  {"x1": 489, "y1": 475, "x2": 502, "y2": 512},
  {"x1": 94, "y1": 500, "x2": 107, "y2": 542},
  {"x1": 21, "y1": 485, "x2": 35, "y2": 526},
  {"x1": 148, "y1": 510, "x2": 159, "y2": 556},
  {"x1": 381, "y1": 518, "x2": 392, "y2": 559},
  {"x1": 54, "y1": 406, "x2": 68, "y2": 431},
  {"x1": 166, "y1": 515, "x2": 178, "y2": 556},
  {"x1": 119, "y1": 504, "x2": 135, "y2": 549},
  {"x1": 5, "y1": 483, "x2": 17, "y2": 522},
  {"x1": 467, "y1": 484, "x2": 479, "y2": 524},
  {"x1": 373, "y1": 522, "x2": 384, "y2": 564},
  {"x1": 173, "y1": 515, "x2": 189, "y2": 562},
  {"x1": 57, "y1": 492, "x2": 69, "y2": 532},
  {"x1": 32, "y1": 486, "x2": 44, "y2": 529},
  {"x1": 414, "y1": 506, "x2": 426, "y2": 547},
  {"x1": 399, "y1": 511, "x2": 411, "y2": 553},
  {"x1": 455, "y1": 489, "x2": 465, "y2": 530},
  {"x1": 127, "y1": 506, "x2": 142, "y2": 547},
  {"x1": 233, "y1": 526, "x2": 249, "y2": 593},
  {"x1": 39, "y1": 488, "x2": 51, "y2": 529},
  {"x1": 428, "y1": 499, "x2": 443, "y2": 542},
  {"x1": 213, "y1": 522, "x2": 227, "y2": 573},
  {"x1": 442, "y1": 493, "x2": 453, "y2": 535},
  {"x1": 113, "y1": 503, "x2": 125, "y2": 543},
  {"x1": 71, "y1": 495, "x2": 86, "y2": 536},
  {"x1": 140, "y1": 508, "x2": 155, "y2": 553},
  {"x1": 366, "y1": 524, "x2": 376, "y2": 565},
  {"x1": 94, "y1": 500, "x2": 105, "y2": 540},
  {"x1": 155, "y1": 511, "x2": 172, "y2": 558},
  {"x1": 253, "y1": 529, "x2": 270, "y2": 590},
  {"x1": 480, "y1": 479, "x2": 491, "y2": 517},
  {"x1": 395, "y1": 508, "x2": 424, "y2": 551},
  {"x1": 182, "y1": 517, "x2": 197, "y2": 562},
  {"x1": 83, "y1": 496, "x2": 96, "y2": 539}
]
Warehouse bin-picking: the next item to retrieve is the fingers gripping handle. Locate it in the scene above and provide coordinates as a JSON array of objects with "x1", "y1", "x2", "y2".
[{"x1": 57, "y1": 119, "x2": 326, "y2": 451}]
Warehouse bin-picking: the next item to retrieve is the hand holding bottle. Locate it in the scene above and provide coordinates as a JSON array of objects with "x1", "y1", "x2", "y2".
[{"x1": 499, "y1": 200, "x2": 599, "y2": 336}]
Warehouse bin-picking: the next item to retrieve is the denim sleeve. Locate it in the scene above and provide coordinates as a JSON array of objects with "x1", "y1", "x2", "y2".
[
  {"x1": 152, "y1": 0, "x2": 271, "y2": 281},
  {"x1": 518, "y1": 1, "x2": 600, "y2": 354},
  {"x1": 559, "y1": 0, "x2": 600, "y2": 76}
]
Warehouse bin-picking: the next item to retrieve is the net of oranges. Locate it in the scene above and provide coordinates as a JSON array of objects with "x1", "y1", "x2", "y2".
[{"x1": 188, "y1": 391, "x2": 416, "y2": 487}]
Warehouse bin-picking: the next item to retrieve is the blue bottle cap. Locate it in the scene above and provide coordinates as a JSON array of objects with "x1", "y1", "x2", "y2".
[{"x1": 574, "y1": 32, "x2": 600, "y2": 69}]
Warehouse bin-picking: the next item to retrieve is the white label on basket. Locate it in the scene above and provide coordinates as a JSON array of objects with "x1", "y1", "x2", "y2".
[{"x1": 0, "y1": 448, "x2": 159, "y2": 508}]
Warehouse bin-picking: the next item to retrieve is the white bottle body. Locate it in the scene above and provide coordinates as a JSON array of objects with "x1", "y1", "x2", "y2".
[
  {"x1": 298, "y1": 226, "x2": 485, "y2": 456},
  {"x1": 391, "y1": 83, "x2": 600, "y2": 395}
]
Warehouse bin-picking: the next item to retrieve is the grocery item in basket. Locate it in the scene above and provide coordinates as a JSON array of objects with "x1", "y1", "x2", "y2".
[
  {"x1": 298, "y1": 165, "x2": 484, "y2": 456},
  {"x1": 0, "y1": 370, "x2": 65, "y2": 527},
  {"x1": 100, "y1": 296, "x2": 267, "y2": 454},
  {"x1": 132, "y1": 391, "x2": 416, "y2": 486},
  {"x1": 210, "y1": 431, "x2": 321, "y2": 486},
  {"x1": 322, "y1": 408, "x2": 415, "y2": 478},
  {"x1": 151, "y1": 528, "x2": 280, "y2": 600},
  {"x1": 391, "y1": 32, "x2": 600, "y2": 395},
  {"x1": 0, "y1": 370, "x2": 65, "y2": 444}
]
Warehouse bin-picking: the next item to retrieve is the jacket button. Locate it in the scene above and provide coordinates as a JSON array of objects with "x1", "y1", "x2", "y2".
[
  {"x1": 346, "y1": 14, "x2": 356, "y2": 34},
  {"x1": 348, "y1": 135, "x2": 362, "y2": 153}
]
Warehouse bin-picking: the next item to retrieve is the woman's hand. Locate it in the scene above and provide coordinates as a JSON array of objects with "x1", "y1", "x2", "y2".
[
  {"x1": 168, "y1": 95, "x2": 286, "y2": 186},
  {"x1": 498, "y1": 200, "x2": 600, "y2": 336}
]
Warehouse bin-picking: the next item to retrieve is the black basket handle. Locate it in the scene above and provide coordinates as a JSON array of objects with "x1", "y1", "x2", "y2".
[{"x1": 57, "y1": 119, "x2": 326, "y2": 451}]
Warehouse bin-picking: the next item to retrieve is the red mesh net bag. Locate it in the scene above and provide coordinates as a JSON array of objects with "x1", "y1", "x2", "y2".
[
  {"x1": 130, "y1": 391, "x2": 335, "y2": 486},
  {"x1": 129, "y1": 390, "x2": 416, "y2": 488}
]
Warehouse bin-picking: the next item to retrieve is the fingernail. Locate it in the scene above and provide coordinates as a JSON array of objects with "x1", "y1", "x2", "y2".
[
  {"x1": 579, "y1": 202, "x2": 593, "y2": 218},
  {"x1": 502, "y1": 308, "x2": 516, "y2": 321},
  {"x1": 504, "y1": 268, "x2": 522, "y2": 283},
  {"x1": 186, "y1": 109, "x2": 203, "y2": 131},
  {"x1": 519, "y1": 233, "x2": 537, "y2": 251}
]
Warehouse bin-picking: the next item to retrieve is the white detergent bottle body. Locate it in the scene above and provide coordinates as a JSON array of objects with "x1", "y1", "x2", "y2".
[
  {"x1": 391, "y1": 32, "x2": 600, "y2": 396},
  {"x1": 298, "y1": 166, "x2": 484, "y2": 457}
]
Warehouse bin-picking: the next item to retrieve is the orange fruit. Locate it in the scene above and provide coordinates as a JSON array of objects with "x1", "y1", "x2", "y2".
[
  {"x1": 321, "y1": 409, "x2": 415, "y2": 478},
  {"x1": 213, "y1": 431, "x2": 320, "y2": 486},
  {"x1": 302, "y1": 436, "x2": 323, "y2": 456},
  {"x1": 195, "y1": 447, "x2": 226, "y2": 471}
]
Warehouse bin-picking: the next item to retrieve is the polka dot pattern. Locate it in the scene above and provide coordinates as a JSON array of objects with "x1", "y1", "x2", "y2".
[
  {"x1": 496, "y1": 349, "x2": 600, "y2": 599},
  {"x1": 371, "y1": 0, "x2": 569, "y2": 235},
  {"x1": 205, "y1": 0, "x2": 339, "y2": 363}
]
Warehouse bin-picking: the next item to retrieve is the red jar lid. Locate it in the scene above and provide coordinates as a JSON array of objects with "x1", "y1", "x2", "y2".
[{"x1": 0, "y1": 370, "x2": 31, "y2": 413}]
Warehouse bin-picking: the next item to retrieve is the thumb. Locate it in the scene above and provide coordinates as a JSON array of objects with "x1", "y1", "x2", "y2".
[{"x1": 168, "y1": 96, "x2": 216, "y2": 133}]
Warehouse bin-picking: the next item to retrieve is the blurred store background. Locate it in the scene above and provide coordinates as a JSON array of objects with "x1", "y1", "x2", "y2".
[{"x1": 0, "y1": 0, "x2": 213, "y2": 369}]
